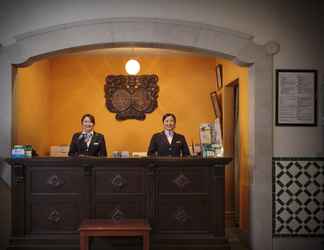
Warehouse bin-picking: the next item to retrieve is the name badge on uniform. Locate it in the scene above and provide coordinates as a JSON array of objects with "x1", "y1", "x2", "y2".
[
  {"x1": 93, "y1": 142, "x2": 99, "y2": 146},
  {"x1": 176, "y1": 141, "x2": 182, "y2": 144}
]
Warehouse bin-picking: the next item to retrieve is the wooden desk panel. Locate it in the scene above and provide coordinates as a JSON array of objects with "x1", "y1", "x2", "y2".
[
  {"x1": 8, "y1": 157, "x2": 231, "y2": 250},
  {"x1": 79, "y1": 219, "x2": 151, "y2": 250}
]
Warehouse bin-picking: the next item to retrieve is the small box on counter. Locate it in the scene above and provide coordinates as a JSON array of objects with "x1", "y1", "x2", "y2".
[
  {"x1": 50, "y1": 145, "x2": 69, "y2": 157},
  {"x1": 200, "y1": 123, "x2": 212, "y2": 144},
  {"x1": 11, "y1": 145, "x2": 33, "y2": 158},
  {"x1": 132, "y1": 152, "x2": 147, "y2": 158},
  {"x1": 199, "y1": 119, "x2": 224, "y2": 158},
  {"x1": 112, "y1": 151, "x2": 130, "y2": 158}
]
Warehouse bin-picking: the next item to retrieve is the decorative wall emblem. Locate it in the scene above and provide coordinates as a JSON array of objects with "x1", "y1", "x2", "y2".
[
  {"x1": 273, "y1": 158, "x2": 324, "y2": 237},
  {"x1": 173, "y1": 173, "x2": 191, "y2": 189},
  {"x1": 48, "y1": 209, "x2": 61, "y2": 223},
  {"x1": 104, "y1": 75, "x2": 159, "y2": 120},
  {"x1": 111, "y1": 174, "x2": 127, "y2": 189},
  {"x1": 47, "y1": 175, "x2": 64, "y2": 188},
  {"x1": 173, "y1": 207, "x2": 190, "y2": 224}
]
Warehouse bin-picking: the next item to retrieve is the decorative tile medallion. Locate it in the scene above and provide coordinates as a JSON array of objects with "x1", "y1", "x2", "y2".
[{"x1": 273, "y1": 158, "x2": 324, "y2": 237}]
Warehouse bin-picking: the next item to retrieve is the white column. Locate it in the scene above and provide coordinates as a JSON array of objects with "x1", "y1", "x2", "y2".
[{"x1": 0, "y1": 49, "x2": 12, "y2": 157}]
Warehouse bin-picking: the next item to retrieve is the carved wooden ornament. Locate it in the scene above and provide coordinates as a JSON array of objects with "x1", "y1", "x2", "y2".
[{"x1": 104, "y1": 75, "x2": 159, "y2": 120}]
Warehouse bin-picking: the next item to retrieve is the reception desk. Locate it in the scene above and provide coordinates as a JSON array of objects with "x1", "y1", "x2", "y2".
[{"x1": 8, "y1": 157, "x2": 231, "y2": 250}]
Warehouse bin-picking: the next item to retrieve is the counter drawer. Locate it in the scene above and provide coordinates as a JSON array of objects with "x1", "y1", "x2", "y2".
[
  {"x1": 30, "y1": 168, "x2": 84, "y2": 194},
  {"x1": 94, "y1": 168, "x2": 144, "y2": 194},
  {"x1": 95, "y1": 195, "x2": 145, "y2": 220},
  {"x1": 156, "y1": 195, "x2": 209, "y2": 232},
  {"x1": 157, "y1": 167, "x2": 209, "y2": 194},
  {"x1": 29, "y1": 195, "x2": 82, "y2": 233}
]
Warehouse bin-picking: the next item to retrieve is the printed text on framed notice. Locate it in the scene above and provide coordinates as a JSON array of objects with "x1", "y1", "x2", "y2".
[{"x1": 276, "y1": 70, "x2": 317, "y2": 126}]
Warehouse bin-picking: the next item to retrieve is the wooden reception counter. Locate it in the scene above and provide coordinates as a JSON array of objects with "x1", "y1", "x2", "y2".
[{"x1": 8, "y1": 157, "x2": 231, "y2": 250}]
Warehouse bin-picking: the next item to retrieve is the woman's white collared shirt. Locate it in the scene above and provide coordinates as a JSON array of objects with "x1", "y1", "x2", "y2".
[{"x1": 164, "y1": 130, "x2": 174, "y2": 144}]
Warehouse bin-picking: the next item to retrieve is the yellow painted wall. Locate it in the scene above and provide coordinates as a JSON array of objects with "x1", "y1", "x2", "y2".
[
  {"x1": 218, "y1": 58, "x2": 250, "y2": 231},
  {"x1": 48, "y1": 53, "x2": 222, "y2": 154},
  {"x1": 13, "y1": 60, "x2": 51, "y2": 155},
  {"x1": 13, "y1": 49, "x2": 250, "y2": 231},
  {"x1": 237, "y1": 67, "x2": 250, "y2": 232}
]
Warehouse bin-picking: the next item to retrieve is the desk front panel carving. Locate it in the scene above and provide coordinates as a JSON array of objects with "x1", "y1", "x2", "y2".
[
  {"x1": 26, "y1": 165, "x2": 86, "y2": 234},
  {"x1": 8, "y1": 157, "x2": 231, "y2": 250}
]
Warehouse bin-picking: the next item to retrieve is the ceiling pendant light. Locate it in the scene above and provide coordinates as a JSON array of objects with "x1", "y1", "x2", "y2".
[{"x1": 125, "y1": 59, "x2": 140, "y2": 75}]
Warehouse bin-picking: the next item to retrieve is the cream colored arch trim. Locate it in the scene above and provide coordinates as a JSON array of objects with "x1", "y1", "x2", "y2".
[
  {"x1": 3, "y1": 18, "x2": 278, "y2": 65},
  {"x1": 0, "y1": 17, "x2": 280, "y2": 250}
]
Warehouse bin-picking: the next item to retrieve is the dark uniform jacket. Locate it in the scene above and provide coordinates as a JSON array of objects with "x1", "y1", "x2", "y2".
[
  {"x1": 68, "y1": 131, "x2": 107, "y2": 157},
  {"x1": 147, "y1": 131, "x2": 190, "y2": 157}
]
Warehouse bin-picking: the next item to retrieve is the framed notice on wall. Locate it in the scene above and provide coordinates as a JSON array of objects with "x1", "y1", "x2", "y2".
[{"x1": 276, "y1": 69, "x2": 317, "y2": 126}]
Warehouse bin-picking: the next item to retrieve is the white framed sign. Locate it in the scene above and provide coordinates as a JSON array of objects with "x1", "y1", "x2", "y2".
[{"x1": 276, "y1": 69, "x2": 317, "y2": 126}]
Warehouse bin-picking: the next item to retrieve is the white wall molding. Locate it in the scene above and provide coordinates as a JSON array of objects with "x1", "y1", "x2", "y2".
[
  {"x1": 0, "y1": 17, "x2": 278, "y2": 250},
  {"x1": 3, "y1": 18, "x2": 255, "y2": 65}
]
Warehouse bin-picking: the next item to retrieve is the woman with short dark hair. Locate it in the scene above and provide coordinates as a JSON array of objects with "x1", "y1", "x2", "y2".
[
  {"x1": 147, "y1": 113, "x2": 190, "y2": 157},
  {"x1": 68, "y1": 114, "x2": 107, "y2": 156}
]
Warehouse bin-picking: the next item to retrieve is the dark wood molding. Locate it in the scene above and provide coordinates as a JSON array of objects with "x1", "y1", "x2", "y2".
[{"x1": 8, "y1": 157, "x2": 231, "y2": 250}]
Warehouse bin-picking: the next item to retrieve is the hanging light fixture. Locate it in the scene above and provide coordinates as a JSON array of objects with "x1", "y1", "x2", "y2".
[{"x1": 125, "y1": 59, "x2": 140, "y2": 75}]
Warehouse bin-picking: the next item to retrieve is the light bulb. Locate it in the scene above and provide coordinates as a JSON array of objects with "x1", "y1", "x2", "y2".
[{"x1": 125, "y1": 59, "x2": 140, "y2": 75}]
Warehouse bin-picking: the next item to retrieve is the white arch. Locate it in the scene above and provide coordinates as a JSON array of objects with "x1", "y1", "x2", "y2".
[{"x1": 0, "y1": 17, "x2": 279, "y2": 250}]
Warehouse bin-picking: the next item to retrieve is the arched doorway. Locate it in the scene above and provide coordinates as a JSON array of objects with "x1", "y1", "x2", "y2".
[{"x1": 0, "y1": 18, "x2": 278, "y2": 250}]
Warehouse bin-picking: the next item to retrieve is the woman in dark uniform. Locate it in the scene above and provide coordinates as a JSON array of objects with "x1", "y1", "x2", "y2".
[
  {"x1": 68, "y1": 114, "x2": 107, "y2": 157},
  {"x1": 147, "y1": 113, "x2": 190, "y2": 157}
]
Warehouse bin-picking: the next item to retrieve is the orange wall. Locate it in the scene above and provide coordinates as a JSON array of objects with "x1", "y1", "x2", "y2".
[
  {"x1": 14, "y1": 50, "x2": 250, "y2": 231},
  {"x1": 47, "y1": 53, "x2": 223, "y2": 155},
  {"x1": 218, "y1": 58, "x2": 250, "y2": 231},
  {"x1": 13, "y1": 60, "x2": 51, "y2": 155},
  {"x1": 13, "y1": 53, "x2": 248, "y2": 181},
  {"x1": 237, "y1": 67, "x2": 250, "y2": 232}
]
